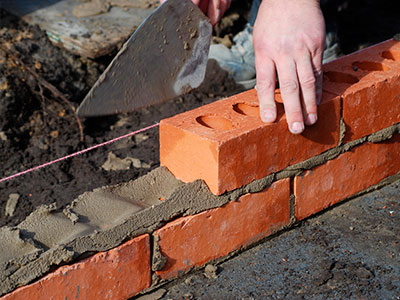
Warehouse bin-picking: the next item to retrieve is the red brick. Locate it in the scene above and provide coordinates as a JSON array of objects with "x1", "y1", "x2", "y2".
[
  {"x1": 154, "y1": 179, "x2": 290, "y2": 280},
  {"x1": 294, "y1": 134, "x2": 400, "y2": 220},
  {"x1": 1, "y1": 235, "x2": 151, "y2": 300},
  {"x1": 160, "y1": 89, "x2": 340, "y2": 195},
  {"x1": 323, "y1": 39, "x2": 400, "y2": 141}
]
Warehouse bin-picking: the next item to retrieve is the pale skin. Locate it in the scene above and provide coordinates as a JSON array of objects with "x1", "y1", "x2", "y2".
[
  {"x1": 161, "y1": 0, "x2": 325, "y2": 134},
  {"x1": 254, "y1": 0, "x2": 325, "y2": 134}
]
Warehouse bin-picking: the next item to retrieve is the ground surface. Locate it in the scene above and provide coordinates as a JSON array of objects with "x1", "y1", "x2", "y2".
[
  {"x1": 140, "y1": 180, "x2": 400, "y2": 300},
  {"x1": 0, "y1": 0, "x2": 399, "y2": 298},
  {"x1": 1, "y1": 0, "x2": 400, "y2": 226},
  {"x1": 0, "y1": 0, "x2": 399, "y2": 277},
  {"x1": 0, "y1": 7, "x2": 241, "y2": 227}
]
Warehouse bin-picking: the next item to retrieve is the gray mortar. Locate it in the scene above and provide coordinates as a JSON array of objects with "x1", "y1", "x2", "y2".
[
  {"x1": 338, "y1": 101, "x2": 345, "y2": 146},
  {"x1": 0, "y1": 167, "x2": 231, "y2": 296},
  {"x1": 0, "y1": 227, "x2": 42, "y2": 278},
  {"x1": 367, "y1": 123, "x2": 400, "y2": 143},
  {"x1": 1, "y1": 123, "x2": 399, "y2": 296},
  {"x1": 137, "y1": 172, "x2": 400, "y2": 298},
  {"x1": 152, "y1": 235, "x2": 167, "y2": 272}
]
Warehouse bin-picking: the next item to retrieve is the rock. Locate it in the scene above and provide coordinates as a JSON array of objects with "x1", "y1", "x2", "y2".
[
  {"x1": 63, "y1": 207, "x2": 79, "y2": 224},
  {"x1": 102, "y1": 152, "x2": 131, "y2": 171},
  {"x1": 130, "y1": 157, "x2": 142, "y2": 169},
  {"x1": 184, "y1": 276, "x2": 195, "y2": 285},
  {"x1": 204, "y1": 264, "x2": 218, "y2": 279},
  {"x1": 135, "y1": 133, "x2": 149, "y2": 144},
  {"x1": 0, "y1": 131, "x2": 7, "y2": 141},
  {"x1": 101, "y1": 152, "x2": 150, "y2": 171},
  {"x1": 72, "y1": 0, "x2": 110, "y2": 18},
  {"x1": 50, "y1": 130, "x2": 59, "y2": 138},
  {"x1": 111, "y1": 116, "x2": 129, "y2": 129},
  {"x1": 136, "y1": 289, "x2": 166, "y2": 300},
  {"x1": 5, "y1": 193, "x2": 19, "y2": 217}
]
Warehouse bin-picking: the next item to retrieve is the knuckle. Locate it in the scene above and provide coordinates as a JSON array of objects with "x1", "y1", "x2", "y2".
[
  {"x1": 287, "y1": 110, "x2": 304, "y2": 121},
  {"x1": 279, "y1": 79, "x2": 299, "y2": 94},
  {"x1": 300, "y1": 76, "x2": 316, "y2": 89},
  {"x1": 257, "y1": 79, "x2": 275, "y2": 92}
]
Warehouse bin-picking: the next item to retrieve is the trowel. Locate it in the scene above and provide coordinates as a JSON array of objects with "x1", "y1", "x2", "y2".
[{"x1": 76, "y1": 0, "x2": 212, "y2": 117}]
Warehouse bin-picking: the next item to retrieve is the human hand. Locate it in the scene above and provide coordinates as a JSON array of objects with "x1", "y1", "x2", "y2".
[
  {"x1": 253, "y1": 0, "x2": 325, "y2": 134},
  {"x1": 159, "y1": 0, "x2": 231, "y2": 25}
]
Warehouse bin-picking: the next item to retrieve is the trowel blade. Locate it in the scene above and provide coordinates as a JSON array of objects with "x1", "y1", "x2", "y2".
[{"x1": 76, "y1": 0, "x2": 212, "y2": 117}]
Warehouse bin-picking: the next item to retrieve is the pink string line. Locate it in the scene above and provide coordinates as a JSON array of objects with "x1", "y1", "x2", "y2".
[{"x1": 0, "y1": 123, "x2": 160, "y2": 184}]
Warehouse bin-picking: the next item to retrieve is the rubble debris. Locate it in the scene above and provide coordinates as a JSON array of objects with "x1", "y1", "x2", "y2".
[{"x1": 5, "y1": 194, "x2": 20, "y2": 217}]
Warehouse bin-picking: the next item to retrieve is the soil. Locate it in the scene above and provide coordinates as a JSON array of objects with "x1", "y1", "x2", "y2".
[
  {"x1": 0, "y1": 8, "x2": 240, "y2": 227},
  {"x1": 0, "y1": 0, "x2": 400, "y2": 227}
]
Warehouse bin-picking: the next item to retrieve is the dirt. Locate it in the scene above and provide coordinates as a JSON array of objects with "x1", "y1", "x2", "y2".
[
  {"x1": 0, "y1": 8, "x2": 239, "y2": 227},
  {"x1": 0, "y1": 0, "x2": 400, "y2": 233},
  {"x1": 0, "y1": 0, "x2": 399, "y2": 297}
]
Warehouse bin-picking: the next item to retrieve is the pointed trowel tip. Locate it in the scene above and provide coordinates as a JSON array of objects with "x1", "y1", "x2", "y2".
[
  {"x1": 76, "y1": 96, "x2": 103, "y2": 118},
  {"x1": 76, "y1": 0, "x2": 211, "y2": 118},
  {"x1": 75, "y1": 99, "x2": 91, "y2": 118}
]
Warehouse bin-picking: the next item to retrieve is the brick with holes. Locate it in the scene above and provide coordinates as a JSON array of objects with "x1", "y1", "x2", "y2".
[
  {"x1": 322, "y1": 39, "x2": 400, "y2": 141},
  {"x1": 160, "y1": 89, "x2": 340, "y2": 195}
]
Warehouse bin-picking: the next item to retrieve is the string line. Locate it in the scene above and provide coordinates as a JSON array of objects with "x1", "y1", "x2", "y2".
[{"x1": 0, "y1": 123, "x2": 160, "y2": 184}]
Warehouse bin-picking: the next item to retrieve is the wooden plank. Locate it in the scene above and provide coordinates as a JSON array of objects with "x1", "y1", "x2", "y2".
[{"x1": 1, "y1": 0, "x2": 158, "y2": 58}]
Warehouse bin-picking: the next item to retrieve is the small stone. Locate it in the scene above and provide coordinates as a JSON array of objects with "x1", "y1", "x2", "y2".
[
  {"x1": 50, "y1": 130, "x2": 59, "y2": 138},
  {"x1": 184, "y1": 276, "x2": 194, "y2": 285},
  {"x1": 184, "y1": 41, "x2": 190, "y2": 50},
  {"x1": 183, "y1": 293, "x2": 193, "y2": 299},
  {"x1": 102, "y1": 152, "x2": 149, "y2": 170},
  {"x1": 32, "y1": 61, "x2": 41, "y2": 70},
  {"x1": 130, "y1": 157, "x2": 142, "y2": 169},
  {"x1": 136, "y1": 289, "x2": 166, "y2": 300},
  {"x1": 349, "y1": 226, "x2": 354, "y2": 231},
  {"x1": 135, "y1": 133, "x2": 149, "y2": 144},
  {"x1": 63, "y1": 207, "x2": 79, "y2": 224},
  {"x1": 204, "y1": 264, "x2": 218, "y2": 279},
  {"x1": 114, "y1": 116, "x2": 129, "y2": 128},
  {"x1": 0, "y1": 131, "x2": 7, "y2": 141},
  {"x1": 5, "y1": 193, "x2": 20, "y2": 217}
]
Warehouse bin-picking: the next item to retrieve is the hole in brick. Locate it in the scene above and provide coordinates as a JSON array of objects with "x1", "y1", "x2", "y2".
[
  {"x1": 196, "y1": 115, "x2": 234, "y2": 130},
  {"x1": 352, "y1": 61, "x2": 389, "y2": 71},
  {"x1": 382, "y1": 50, "x2": 400, "y2": 61},
  {"x1": 324, "y1": 71, "x2": 359, "y2": 84},
  {"x1": 233, "y1": 103, "x2": 259, "y2": 118}
]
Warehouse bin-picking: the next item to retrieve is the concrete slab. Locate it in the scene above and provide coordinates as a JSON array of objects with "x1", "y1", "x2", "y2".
[{"x1": 0, "y1": 0, "x2": 157, "y2": 58}]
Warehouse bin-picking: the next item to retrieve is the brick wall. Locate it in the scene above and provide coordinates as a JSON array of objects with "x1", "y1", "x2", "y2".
[{"x1": 2, "y1": 39, "x2": 400, "y2": 299}]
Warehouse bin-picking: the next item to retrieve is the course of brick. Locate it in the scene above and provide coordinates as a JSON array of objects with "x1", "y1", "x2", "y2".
[
  {"x1": 1, "y1": 235, "x2": 151, "y2": 300},
  {"x1": 1, "y1": 39, "x2": 400, "y2": 299}
]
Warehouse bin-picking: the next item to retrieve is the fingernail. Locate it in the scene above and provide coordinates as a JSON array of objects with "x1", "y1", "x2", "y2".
[
  {"x1": 291, "y1": 122, "x2": 304, "y2": 134},
  {"x1": 306, "y1": 113, "x2": 318, "y2": 125},
  {"x1": 261, "y1": 109, "x2": 276, "y2": 122}
]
